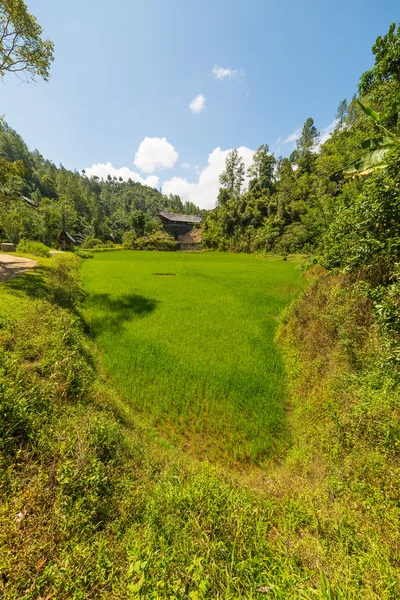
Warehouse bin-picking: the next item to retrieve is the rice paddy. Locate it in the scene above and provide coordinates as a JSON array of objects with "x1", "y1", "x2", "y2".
[{"x1": 82, "y1": 251, "x2": 305, "y2": 462}]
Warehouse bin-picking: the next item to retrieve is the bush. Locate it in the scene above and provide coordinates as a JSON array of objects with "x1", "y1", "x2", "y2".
[
  {"x1": 132, "y1": 231, "x2": 177, "y2": 251},
  {"x1": 74, "y1": 249, "x2": 94, "y2": 259},
  {"x1": 81, "y1": 236, "x2": 104, "y2": 249},
  {"x1": 122, "y1": 230, "x2": 137, "y2": 249},
  {"x1": 47, "y1": 254, "x2": 84, "y2": 308},
  {"x1": 17, "y1": 239, "x2": 50, "y2": 257}
]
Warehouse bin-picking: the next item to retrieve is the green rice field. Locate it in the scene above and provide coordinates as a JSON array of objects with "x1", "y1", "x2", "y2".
[{"x1": 82, "y1": 251, "x2": 305, "y2": 462}]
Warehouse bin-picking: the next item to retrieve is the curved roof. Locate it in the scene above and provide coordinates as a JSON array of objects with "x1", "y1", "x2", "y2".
[{"x1": 157, "y1": 208, "x2": 202, "y2": 223}]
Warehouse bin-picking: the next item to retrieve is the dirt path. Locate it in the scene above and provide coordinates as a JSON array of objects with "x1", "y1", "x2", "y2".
[{"x1": 0, "y1": 254, "x2": 37, "y2": 284}]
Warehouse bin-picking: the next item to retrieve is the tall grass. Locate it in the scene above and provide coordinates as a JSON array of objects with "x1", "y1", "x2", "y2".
[
  {"x1": 16, "y1": 239, "x2": 51, "y2": 257},
  {"x1": 82, "y1": 251, "x2": 306, "y2": 462}
]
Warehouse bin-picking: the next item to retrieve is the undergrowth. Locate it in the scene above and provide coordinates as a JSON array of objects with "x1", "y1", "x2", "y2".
[
  {"x1": 0, "y1": 256, "x2": 399, "y2": 598},
  {"x1": 16, "y1": 239, "x2": 51, "y2": 257}
]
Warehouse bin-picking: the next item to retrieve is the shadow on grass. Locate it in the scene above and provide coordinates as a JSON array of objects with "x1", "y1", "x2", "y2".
[
  {"x1": 4, "y1": 266, "x2": 49, "y2": 300},
  {"x1": 85, "y1": 293, "x2": 158, "y2": 335}
]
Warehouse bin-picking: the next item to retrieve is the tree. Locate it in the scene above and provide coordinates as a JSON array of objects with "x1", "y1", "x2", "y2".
[
  {"x1": 358, "y1": 22, "x2": 400, "y2": 129},
  {"x1": 297, "y1": 117, "x2": 320, "y2": 155},
  {"x1": 0, "y1": 0, "x2": 54, "y2": 82},
  {"x1": 219, "y1": 149, "x2": 245, "y2": 196},
  {"x1": 247, "y1": 144, "x2": 276, "y2": 192},
  {"x1": 294, "y1": 117, "x2": 320, "y2": 172},
  {"x1": 130, "y1": 209, "x2": 146, "y2": 236},
  {"x1": 335, "y1": 99, "x2": 348, "y2": 126}
]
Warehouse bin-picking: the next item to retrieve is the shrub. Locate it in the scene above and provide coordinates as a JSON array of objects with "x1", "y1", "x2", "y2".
[
  {"x1": 17, "y1": 239, "x2": 50, "y2": 257},
  {"x1": 74, "y1": 249, "x2": 94, "y2": 259},
  {"x1": 81, "y1": 236, "x2": 104, "y2": 249},
  {"x1": 132, "y1": 231, "x2": 177, "y2": 251},
  {"x1": 122, "y1": 230, "x2": 137, "y2": 249},
  {"x1": 47, "y1": 254, "x2": 84, "y2": 308}
]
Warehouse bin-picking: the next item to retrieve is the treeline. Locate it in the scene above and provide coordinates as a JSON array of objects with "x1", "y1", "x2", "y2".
[
  {"x1": 203, "y1": 102, "x2": 376, "y2": 253},
  {"x1": 203, "y1": 39, "x2": 395, "y2": 255},
  {"x1": 0, "y1": 121, "x2": 202, "y2": 247}
]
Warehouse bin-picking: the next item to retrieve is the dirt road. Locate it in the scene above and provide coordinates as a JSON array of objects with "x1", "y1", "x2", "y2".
[{"x1": 0, "y1": 254, "x2": 37, "y2": 284}]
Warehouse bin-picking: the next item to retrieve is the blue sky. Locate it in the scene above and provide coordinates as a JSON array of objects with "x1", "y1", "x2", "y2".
[{"x1": 1, "y1": 0, "x2": 399, "y2": 208}]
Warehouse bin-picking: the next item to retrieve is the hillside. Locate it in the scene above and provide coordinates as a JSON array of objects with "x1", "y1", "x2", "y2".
[{"x1": 0, "y1": 120, "x2": 202, "y2": 248}]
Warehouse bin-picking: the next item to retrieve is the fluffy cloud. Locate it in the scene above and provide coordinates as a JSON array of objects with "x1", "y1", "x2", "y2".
[
  {"x1": 189, "y1": 94, "x2": 206, "y2": 114},
  {"x1": 134, "y1": 137, "x2": 178, "y2": 173},
  {"x1": 83, "y1": 162, "x2": 159, "y2": 187},
  {"x1": 162, "y1": 146, "x2": 255, "y2": 210},
  {"x1": 181, "y1": 162, "x2": 191, "y2": 169},
  {"x1": 212, "y1": 65, "x2": 244, "y2": 80}
]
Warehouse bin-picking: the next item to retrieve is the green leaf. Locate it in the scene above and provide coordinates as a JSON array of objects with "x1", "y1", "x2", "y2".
[
  {"x1": 357, "y1": 100, "x2": 381, "y2": 123},
  {"x1": 341, "y1": 148, "x2": 391, "y2": 177},
  {"x1": 359, "y1": 136, "x2": 396, "y2": 150}
]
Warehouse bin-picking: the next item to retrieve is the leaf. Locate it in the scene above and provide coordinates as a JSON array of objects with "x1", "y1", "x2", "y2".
[
  {"x1": 357, "y1": 99, "x2": 381, "y2": 123},
  {"x1": 359, "y1": 137, "x2": 396, "y2": 150},
  {"x1": 336, "y1": 147, "x2": 391, "y2": 179},
  {"x1": 357, "y1": 100, "x2": 400, "y2": 143}
]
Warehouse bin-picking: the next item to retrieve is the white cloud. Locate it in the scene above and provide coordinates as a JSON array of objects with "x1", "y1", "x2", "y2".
[
  {"x1": 162, "y1": 146, "x2": 255, "y2": 210},
  {"x1": 318, "y1": 118, "x2": 339, "y2": 148},
  {"x1": 283, "y1": 128, "x2": 302, "y2": 145},
  {"x1": 134, "y1": 137, "x2": 178, "y2": 173},
  {"x1": 212, "y1": 65, "x2": 244, "y2": 80},
  {"x1": 189, "y1": 94, "x2": 206, "y2": 114},
  {"x1": 83, "y1": 162, "x2": 159, "y2": 187},
  {"x1": 181, "y1": 162, "x2": 191, "y2": 169}
]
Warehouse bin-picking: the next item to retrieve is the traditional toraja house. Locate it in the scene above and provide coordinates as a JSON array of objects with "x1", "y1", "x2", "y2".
[
  {"x1": 58, "y1": 230, "x2": 77, "y2": 251},
  {"x1": 157, "y1": 208, "x2": 202, "y2": 239}
]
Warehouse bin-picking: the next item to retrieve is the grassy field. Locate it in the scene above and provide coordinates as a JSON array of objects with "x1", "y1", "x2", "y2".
[
  {"x1": 2, "y1": 253, "x2": 399, "y2": 597},
  {"x1": 82, "y1": 251, "x2": 305, "y2": 462}
]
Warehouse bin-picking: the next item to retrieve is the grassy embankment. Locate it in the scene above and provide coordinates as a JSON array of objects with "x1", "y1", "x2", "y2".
[
  {"x1": 1, "y1": 251, "x2": 399, "y2": 598},
  {"x1": 81, "y1": 251, "x2": 305, "y2": 463}
]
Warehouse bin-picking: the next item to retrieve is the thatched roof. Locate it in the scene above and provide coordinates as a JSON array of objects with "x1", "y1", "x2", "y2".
[{"x1": 157, "y1": 208, "x2": 202, "y2": 224}]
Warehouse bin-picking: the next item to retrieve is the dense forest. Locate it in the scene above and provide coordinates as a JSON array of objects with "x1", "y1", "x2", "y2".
[{"x1": 0, "y1": 121, "x2": 202, "y2": 247}]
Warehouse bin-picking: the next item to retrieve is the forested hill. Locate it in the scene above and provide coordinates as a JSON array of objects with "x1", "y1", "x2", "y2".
[
  {"x1": 0, "y1": 121, "x2": 202, "y2": 246},
  {"x1": 203, "y1": 98, "x2": 377, "y2": 254}
]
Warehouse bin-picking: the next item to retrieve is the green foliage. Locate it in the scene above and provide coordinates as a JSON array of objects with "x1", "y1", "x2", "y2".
[
  {"x1": 122, "y1": 229, "x2": 137, "y2": 248},
  {"x1": 279, "y1": 269, "x2": 400, "y2": 597},
  {"x1": 74, "y1": 248, "x2": 94, "y2": 259},
  {"x1": 81, "y1": 235, "x2": 106, "y2": 249},
  {"x1": 0, "y1": 0, "x2": 54, "y2": 82},
  {"x1": 219, "y1": 149, "x2": 245, "y2": 197},
  {"x1": 359, "y1": 22, "x2": 400, "y2": 130},
  {"x1": 247, "y1": 144, "x2": 276, "y2": 192},
  {"x1": 0, "y1": 120, "x2": 202, "y2": 248},
  {"x1": 16, "y1": 238, "x2": 50, "y2": 257},
  {"x1": 131, "y1": 231, "x2": 177, "y2": 251},
  {"x1": 323, "y1": 147, "x2": 400, "y2": 278},
  {"x1": 293, "y1": 117, "x2": 320, "y2": 172}
]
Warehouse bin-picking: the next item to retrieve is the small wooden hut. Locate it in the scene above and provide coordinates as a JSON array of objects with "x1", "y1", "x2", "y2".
[
  {"x1": 58, "y1": 230, "x2": 77, "y2": 251},
  {"x1": 157, "y1": 208, "x2": 202, "y2": 239}
]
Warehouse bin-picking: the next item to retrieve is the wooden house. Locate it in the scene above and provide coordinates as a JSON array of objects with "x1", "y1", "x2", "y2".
[
  {"x1": 157, "y1": 208, "x2": 202, "y2": 239},
  {"x1": 58, "y1": 230, "x2": 77, "y2": 251}
]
